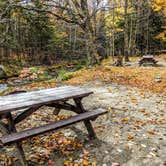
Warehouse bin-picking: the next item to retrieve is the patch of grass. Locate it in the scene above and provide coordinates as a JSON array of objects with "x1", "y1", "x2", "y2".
[
  {"x1": 5, "y1": 65, "x2": 21, "y2": 77},
  {"x1": 74, "y1": 63, "x2": 83, "y2": 71},
  {"x1": 48, "y1": 65, "x2": 62, "y2": 72},
  {"x1": 29, "y1": 67, "x2": 39, "y2": 74},
  {"x1": 57, "y1": 68, "x2": 75, "y2": 81},
  {"x1": 61, "y1": 72, "x2": 75, "y2": 81}
]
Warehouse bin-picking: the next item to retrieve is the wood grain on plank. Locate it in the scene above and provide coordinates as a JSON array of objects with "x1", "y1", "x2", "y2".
[{"x1": 0, "y1": 86, "x2": 93, "y2": 114}]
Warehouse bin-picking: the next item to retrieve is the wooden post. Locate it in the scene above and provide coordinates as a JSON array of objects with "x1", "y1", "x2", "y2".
[
  {"x1": 74, "y1": 98, "x2": 96, "y2": 139},
  {"x1": 7, "y1": 113, "x2": 27, "y2": 166}
]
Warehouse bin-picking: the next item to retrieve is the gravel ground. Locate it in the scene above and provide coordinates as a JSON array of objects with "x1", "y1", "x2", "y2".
[
  {"x1": 0, "y1": 81, "x2": 165, "y2": 166},
  {"x1": 79, "y1": 81, "x2": 166, "y2": 166}
]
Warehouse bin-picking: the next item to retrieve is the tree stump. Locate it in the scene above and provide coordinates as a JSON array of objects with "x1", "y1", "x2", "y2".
[{"x1": 115, "y1": 56, "x2": 123, "y2": 66}]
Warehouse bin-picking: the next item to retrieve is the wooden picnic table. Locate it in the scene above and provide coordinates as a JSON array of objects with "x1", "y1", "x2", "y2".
[
  {"x1": 138, "y1": 55, "x2": 158, "y2": 66},
  {"x1": 0, "y1": 86, "x2": 107, "y2": 165}
]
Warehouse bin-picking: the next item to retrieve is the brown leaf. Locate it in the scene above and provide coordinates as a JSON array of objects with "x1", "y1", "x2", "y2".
[
  {"x1": 82, "y1": 159, "x2": 88, "y2": 166},
  {"x1": 128, "y1": 134, "x2": 134, "y2": 140},
  {"x1": 147, "y1": 130, "x2": 155, "y2": 135}
]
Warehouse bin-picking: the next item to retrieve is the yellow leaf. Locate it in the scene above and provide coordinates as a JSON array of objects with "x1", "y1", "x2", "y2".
[
  {"x1": 139, "y1": 108, "x2": 146, "y2": 112},
  {"x1": 131, "y1": 98, "x2": 138, "y2": 103},
  {"x1": 82, "y1": 159, "x2": 88, "y2": 165},
  {"x1": 76, "y1": 142, "x2": 83, "y2": 147},
  {"x1": 74, "y1": 164, "x2": 79, "y2": 166},
  {"x1": 92, "y1": 162, "x2": 97, "y2": 166},
  {"x1": 64, "y1": 160, "x2": 71, "y2": 166},
  {"x1": 147, "y1": 130, "x2": 155, "y2": 135},
  {"x1": 128, "y1": 134, "x2": 134, "y2": 140},
  {"x1": 143, "y1": 112, "x2": 150, "y2": 116},
  {"x1": 121, "y1": 117, "x2": 129, "y2": 122}
]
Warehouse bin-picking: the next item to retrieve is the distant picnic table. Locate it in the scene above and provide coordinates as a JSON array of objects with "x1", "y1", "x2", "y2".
[
  {"x1": 0, "y1": 86, "x2": 107, "y2": 165},
  {"x1": 139, "y1": 55, "x2": 158, "y2": 66}
]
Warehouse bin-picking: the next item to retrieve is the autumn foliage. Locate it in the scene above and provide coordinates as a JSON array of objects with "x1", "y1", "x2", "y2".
[{"x1": 66, "y1": 66, "x2": 166, "y2": 94}]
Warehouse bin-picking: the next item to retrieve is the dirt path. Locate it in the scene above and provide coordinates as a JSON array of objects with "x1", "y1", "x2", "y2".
[{"x1": 78, "y1": 81, "x2": 166, "y2": 166}]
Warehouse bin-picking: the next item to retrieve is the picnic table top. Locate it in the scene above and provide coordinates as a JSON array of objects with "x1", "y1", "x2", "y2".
[
  {"x1": 0, "y1": 86, "x2": 93, "y2": 115},
  {"x1": 142, "y1": 55, "x2": 154, "y2": 59}
]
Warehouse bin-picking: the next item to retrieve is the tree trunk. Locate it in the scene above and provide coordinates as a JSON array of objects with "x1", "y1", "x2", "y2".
[
  {"x1": 124, "y1": 0, "x2": 129, "y2": 62},
  {"x1": 86, "y1": 31, "x2": 99, "y2": 65},
  {"x1": 112, "y1": 0, "x2": 115, "y2": 60}
]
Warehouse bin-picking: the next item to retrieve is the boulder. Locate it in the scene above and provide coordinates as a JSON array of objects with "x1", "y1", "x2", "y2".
[
  {"x1": 0, "y1": 65, "x2": 7, "y2": 79},
  {"x1": 0, "y1": 84, "x2": 8, "y2": 92}
]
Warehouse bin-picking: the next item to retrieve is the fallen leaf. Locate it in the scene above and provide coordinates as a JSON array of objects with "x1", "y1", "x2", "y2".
[
  {"x1": 64, "y1": 160, "x2": 71, "y2": 166},
  {"x1": 82, "y1": 159, "x2": 88, "y2": 165},
  {"x1": 147, "y1": 130, "x2": 155, "y2": 135},
  {"x1": 48, "y1": 159, "x2": 53, "y2": 165},
  {"x1": 128, "y1": 134, "x2": 134, "y2": 140},
  {"x1": 121, "y1": 117, "x2": 129, "y2": 122}
]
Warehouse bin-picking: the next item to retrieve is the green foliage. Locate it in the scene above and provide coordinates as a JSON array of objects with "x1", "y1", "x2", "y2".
[
  {"x1": 74, "y1": 60, "x2": 88, "y2": 71},
  {"x1": 74, "y1": 63, "x2": 83, "y2": 71},
  {"x1": 29, "y1": 67, "x2": 39, "y2": 74},
  {"x1": 5, "y1": 65, "x2": 21, "y2": 78},
  {"x1": 0, "y1": 0, "x2": 166, "y2": 65},
  {"x1": 24, "y1": 66, "x2": 51, "y2": 81},
  {"x1": 57, "y1": 68, "x2": 66, "y2": 81},
  {"x1": 38, "y1": 72, "x2": 52, "y2": 81},
  {"x1": 57, "y1": 68, "x2": 75, "y2": 81},
  {"x1": 61, "y1": 72, "x2": 75, "y2": 81}
]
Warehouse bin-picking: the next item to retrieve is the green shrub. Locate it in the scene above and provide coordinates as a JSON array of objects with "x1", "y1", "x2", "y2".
[
  {"x1": 29, "y1": 67, "x2": 39, "y2": 74},
  {"x1": 57, "y1": 68, "x2": 75, "y2": 81},
  {"x1": 61, "y1": 72, "x2": 75, "y2": 81},
  {"x1": 74, "y1": 63, "x2": 83, "y2": 71}
]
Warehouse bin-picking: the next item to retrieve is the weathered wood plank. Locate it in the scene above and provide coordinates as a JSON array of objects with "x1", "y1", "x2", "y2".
[
  {"x1": 0, "y1": 86, "x2": 85, "y2": 102},
  {"x1": 1, "y1": 109, "x2": 107, "y2": 145},
  {"x1": 0, "y1": 90, "x2": 92, "y2": 113},
  {"x1": 0, "y1": 86, "x2": 93, "y2": 114}
]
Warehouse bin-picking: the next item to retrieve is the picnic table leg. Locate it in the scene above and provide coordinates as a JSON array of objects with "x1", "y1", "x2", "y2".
[
  {"x1": 74, "y1": 98, "x2": 96, "y2": 139},
  {"x1": 7, "y1": 113, "x2": 27, "y2": 166},
  {"x1": 53, "y1": 107, "x2": 60, "y2": 115},
  {"x1": 52, "y1": 101, "x2": 67, "y2": 115}
]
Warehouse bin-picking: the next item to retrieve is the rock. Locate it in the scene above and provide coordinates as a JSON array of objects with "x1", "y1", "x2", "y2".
[
  {"x1": 105, "y1": 150, "x2": 109, "y2": 154},
  {"x1": 102, "y1": 163, "x2": 107, "y2": 166},
  {"x1": 0, "y1": 84, "x2": 8, "y2": 92},
  {"x1": 155, "y1": 75, "x2": 161, "y2": 83},
  {"x1": 0, "y1": 65, "x2": 7, "y2": 79},
  {"x1": 111, "y1": 162, "x2": 120, "y2": 166},
  {"x1": 63, "y1": 129, "x2": 77, "y2": 137},
  {"x1": 102, "y1": 164, "x2": 107, "y2": 166},
  {"x1": 124, "y1": 62, "x2": 132, "y2": 66},
  {"x1": 103, "y1": 155, "x2": 111, "y2": 163}
]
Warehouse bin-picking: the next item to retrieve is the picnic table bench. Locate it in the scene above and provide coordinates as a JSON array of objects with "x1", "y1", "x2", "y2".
[
  {"x1": 0, "y1": 86, "x2": 107, "y2": 165},
  {"x1": 138, "y1": 55, "x2": 158, "y2": 66}
]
